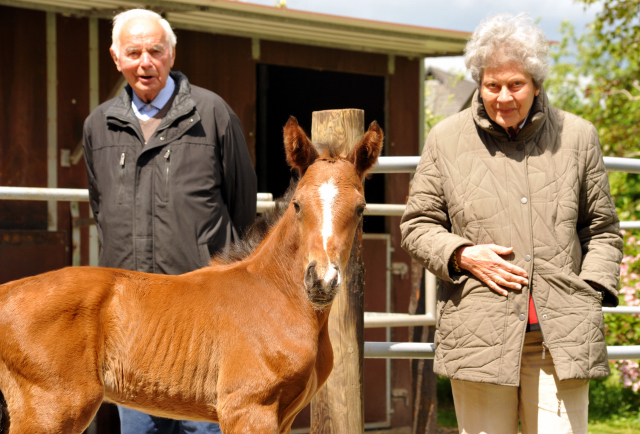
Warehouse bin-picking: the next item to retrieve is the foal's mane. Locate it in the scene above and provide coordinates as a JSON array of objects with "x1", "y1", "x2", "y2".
[
  {"x1": 214, "y1": 143, "x2": 345, "y2": 266},
  {"x1": 214, "y1": 177, "x2": 299, "y2": 265}
]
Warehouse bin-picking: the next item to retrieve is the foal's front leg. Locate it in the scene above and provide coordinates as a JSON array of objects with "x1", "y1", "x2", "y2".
[{"x1": 218, "y1": 403, "x2": 280, "y2": 434}]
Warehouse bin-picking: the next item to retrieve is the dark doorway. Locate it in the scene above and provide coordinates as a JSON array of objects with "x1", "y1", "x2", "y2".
[{"x1": 256, "y1": 64, "x2": 386, "y2": 234}]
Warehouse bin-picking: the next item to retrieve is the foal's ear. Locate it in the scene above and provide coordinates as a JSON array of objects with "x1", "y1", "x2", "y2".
[
  {"x1": 347, "y1": 121, "x2": 384, "y2": 179},
  {"x1": 284, "y1": 116, "x2": 319, "y2": 176}
]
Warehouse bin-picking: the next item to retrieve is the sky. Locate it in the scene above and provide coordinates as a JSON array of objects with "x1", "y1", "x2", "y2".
[{"x1": 241, "y1": 0, "x2": 600, "y2": 73}]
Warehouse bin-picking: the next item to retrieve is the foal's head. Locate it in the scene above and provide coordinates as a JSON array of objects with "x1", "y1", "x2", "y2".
[{"x1": 283, "y1": 117, "x2": 383, "y2": 309}]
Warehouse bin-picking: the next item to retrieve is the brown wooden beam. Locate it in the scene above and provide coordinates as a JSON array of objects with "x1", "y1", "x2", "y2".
[{"x1": 310, "y1": 109, "x2": 365, "y2": 433}]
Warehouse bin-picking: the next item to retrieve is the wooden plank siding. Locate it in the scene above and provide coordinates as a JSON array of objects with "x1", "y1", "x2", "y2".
[
  {"x1": 56, "y1": 13, "x2": 91, "y2": 266},
  {"x1": 172, "y1": 31, "x2": 256, "y2": 164},
  {"x1": 387, "y1": 55, "x2": 421, "y2": 428},
  {"x1": 259, "y1": 40, "x2": 388, "y2": 77},
  {"x1": 0, "y1": 6, "x2": 48, "y2": 230}
]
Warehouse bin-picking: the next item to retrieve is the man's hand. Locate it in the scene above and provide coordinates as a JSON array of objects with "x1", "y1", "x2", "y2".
[{"x1": 457, "y1": 244, "x2": 528, "y2": 296}]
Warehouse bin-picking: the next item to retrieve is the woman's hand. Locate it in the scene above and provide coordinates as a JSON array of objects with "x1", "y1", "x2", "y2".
[{"x1": 457, "y1": 245, "x2": 528, "y2": 296}]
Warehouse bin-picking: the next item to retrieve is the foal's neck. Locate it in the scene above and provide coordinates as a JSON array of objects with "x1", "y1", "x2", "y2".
[{"x1": 250, "y1": 208, "x2": 304, "y2": 289}]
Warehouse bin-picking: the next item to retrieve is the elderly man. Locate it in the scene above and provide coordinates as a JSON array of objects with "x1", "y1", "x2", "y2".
[{"x1": 83, "y1": 8, "x2": 257, "y2": 434}]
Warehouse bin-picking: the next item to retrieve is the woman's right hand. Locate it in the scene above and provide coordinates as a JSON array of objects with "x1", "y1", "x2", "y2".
[{"x1": 457, "y1": 245, "x2": 529, "y2": 296}]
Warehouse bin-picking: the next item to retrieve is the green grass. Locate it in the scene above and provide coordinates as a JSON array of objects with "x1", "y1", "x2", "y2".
[
  {"x1": 587, "y1": 370, "x2": 640, "y2": 433},
  {"x1": 436, "y1": 375, "x2": 457, "y2": 428},
  {"x1": 435, "y1": 371, "x2": 640, "y2": 432}
]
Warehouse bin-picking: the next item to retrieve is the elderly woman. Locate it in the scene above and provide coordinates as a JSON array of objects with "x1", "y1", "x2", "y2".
[{"x1": 401, "y1": 13, "x2": 622, "y2": 434}]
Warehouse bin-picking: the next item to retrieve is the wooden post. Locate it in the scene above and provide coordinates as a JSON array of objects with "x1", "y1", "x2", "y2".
[
  {"x1": 409, "y1": 261, "x2": 437, "y2": 434},
  {"x1": 310, "y1": 109, "x2": 365, "y2": 434}
]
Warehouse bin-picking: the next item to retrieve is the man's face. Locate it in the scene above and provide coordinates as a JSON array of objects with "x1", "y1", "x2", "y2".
[
  {"x1": 480, "y1": 61, "x2": 539, "y2": 133},
  {"x1": 110, "y1": 18, "x2": 175, "y2": 103}
]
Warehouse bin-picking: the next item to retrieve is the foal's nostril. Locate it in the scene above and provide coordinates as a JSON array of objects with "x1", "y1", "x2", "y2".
[
  {"x1": 328, "y1": 270, "x2": 340, "y2": 289},
  {"x1": 305, "y1": 261, "x2": 318, "y2": 289}
]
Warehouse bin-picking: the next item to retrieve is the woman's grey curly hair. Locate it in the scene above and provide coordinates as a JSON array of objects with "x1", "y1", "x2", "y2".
[{"x1": 464, "y1": 13, "x2": 549, "y2": 88}]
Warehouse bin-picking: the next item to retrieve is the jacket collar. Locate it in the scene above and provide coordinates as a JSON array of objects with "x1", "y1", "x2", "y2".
[
  {"x1": 105, "y1": 71, "x2": 196, "y2": 131},
  {"x1": 471, "y1": 84, "x2": 549, "y2": 142}
]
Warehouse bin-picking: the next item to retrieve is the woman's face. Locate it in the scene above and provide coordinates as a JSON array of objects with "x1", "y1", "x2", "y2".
[{"x1": 480, "y1": 61, "x2": 539, "y2": 131}]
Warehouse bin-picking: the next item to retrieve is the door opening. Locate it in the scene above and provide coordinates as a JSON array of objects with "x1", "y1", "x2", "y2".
[{"x1": 256, "y1": 64, "x2": 386, "y2": 234}]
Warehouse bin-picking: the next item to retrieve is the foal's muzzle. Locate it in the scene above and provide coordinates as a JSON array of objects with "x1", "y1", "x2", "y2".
[{"x1": 304, "y1": 260, "x2": 340, "y2": 307}]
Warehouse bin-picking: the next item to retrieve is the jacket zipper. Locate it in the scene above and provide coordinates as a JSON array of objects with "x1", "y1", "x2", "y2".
[
  {"x1": 529, "y1": 281, "x2": 549, "y2": 359},
  {"x1": 118, "y1": 152, "x2": 126, "y2": 204},
  {"x1": 163, "y1": 149, "x2": 171, "y2": 202},
  {"x1": 519, "y1": 140, "x2": 549, "y2": 359}
]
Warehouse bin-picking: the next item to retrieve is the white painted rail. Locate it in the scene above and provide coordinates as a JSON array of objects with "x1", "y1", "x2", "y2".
[
  {"x1": 603, "y1": 306, "x2": 640, "y2": 314},
  {"x1": 3, "y1": 155, "x2": 640, "y2": 331},
  {"x1": 369, "y1": 155, "x2": 640, "y2": 174},
  {"x1": 0, "y1": 186, "x2": 273, "y2": 204},
  {"x1": 364, "y1": 342, "x2": 640, "y2": 360}
]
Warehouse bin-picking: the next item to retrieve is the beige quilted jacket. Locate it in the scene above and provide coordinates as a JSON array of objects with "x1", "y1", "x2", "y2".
[{"x1": 401, "y1": 88, "x2": 623, "y2": 385}]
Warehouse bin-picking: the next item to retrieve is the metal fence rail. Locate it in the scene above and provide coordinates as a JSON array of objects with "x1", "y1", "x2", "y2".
[
  {"x1": 370, "y1": 155, "x2": 640, "y2": 174},
  {"x1": 2, "y1": 155, "x2": 640, "y2": 356},
  {"x1": 0, "y1": 187, "x2": 273, "y2": 203},
  {"x1": 364, "y1": 342, "x2": 640, "y2": 360}
]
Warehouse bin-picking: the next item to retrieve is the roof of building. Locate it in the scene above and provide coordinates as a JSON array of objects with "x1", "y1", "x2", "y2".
[
  {"x1": 2, "y1": 0, "x2": 470, "y2": 57},
  {"x1": 425, "y1": 66, "x2": 477, "y2": 117}
]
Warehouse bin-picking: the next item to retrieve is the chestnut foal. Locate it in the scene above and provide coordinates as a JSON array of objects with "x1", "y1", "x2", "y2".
[{"x1": 0, "y1": 117, "x2": 383, "y2": 434}]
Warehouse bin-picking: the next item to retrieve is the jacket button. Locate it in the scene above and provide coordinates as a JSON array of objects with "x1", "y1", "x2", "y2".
[
  {"x1": 519, "y1": 313, "x2": 525, "y2": 321},
  {"x1": 525, "y1": 255, "x2": 531, "y2": 262},
  {"x1": 517, "y1": 144, "x2": 524, "y2": 151},
  {"x1": 190, "y1": 118, "x2": 194, "y2": 122},
  {"x1": 160, "y1": 137, "x2": 164, "y2": 141},
  {"x1": 521, "y1": 197, "x2": 528, "y2": 204}
]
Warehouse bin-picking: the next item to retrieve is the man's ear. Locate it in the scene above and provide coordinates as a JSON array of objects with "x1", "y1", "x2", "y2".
[
  {"x1": 170, "y1": 46, "x2": 176, "y2": 69},
  {"x1": 110, "y1": 48, "x2": 122, "y2": 72}
]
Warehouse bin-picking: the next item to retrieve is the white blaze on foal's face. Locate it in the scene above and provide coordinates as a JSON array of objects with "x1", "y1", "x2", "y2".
[
  {"x1": 319, "y1": 179, "x2": 337, "y2": 252},
  {"x1": 318, "y1": 179, "x2": 339, "y2": 284}
]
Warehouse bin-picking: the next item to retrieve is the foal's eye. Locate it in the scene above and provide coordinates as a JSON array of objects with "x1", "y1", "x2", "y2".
[
  {"x1": 356, "y1": 205, "x2": 366, "y2": 218},
  {"x1": 293, "y1": 201, "x2": 301, "y2": 214}
]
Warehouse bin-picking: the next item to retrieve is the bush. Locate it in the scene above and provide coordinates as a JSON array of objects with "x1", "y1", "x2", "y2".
[{"x1": 589, "y1": 370, "x2": 640, "y2": 422}]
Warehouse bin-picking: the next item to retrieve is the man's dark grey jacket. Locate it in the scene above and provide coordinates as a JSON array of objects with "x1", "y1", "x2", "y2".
[{"x1": 83, "y1": 71, "x2": 257, "y2": 275}]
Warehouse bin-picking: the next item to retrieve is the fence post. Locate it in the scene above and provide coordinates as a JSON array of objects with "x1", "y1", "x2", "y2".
[{"x1": 310, "y1": 109, "x2": 365, "y2": 433}]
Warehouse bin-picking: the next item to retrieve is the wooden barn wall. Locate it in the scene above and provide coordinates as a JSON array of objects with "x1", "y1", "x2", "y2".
[
  {"x1": 172, "y1": 31, "x2": 256, "y2": 164},
  {"x1": 387, "y1": 55, "x2": 421, "y2": 428},
  {"x1": 260, "y1": 40, "x2": 388, "y2": 77},
  {"x1": 56, "y1": 14, "x2": 91, "y2": 266},
  {"x1": 0, "y1": 6, "x2": 48, "y2": 230},
  {"x1": 98, "y1": 18, "x2": 125, "y2": 102},
  {"x1": 0, "y1": 6, "x2": 69, "y2": 283}
]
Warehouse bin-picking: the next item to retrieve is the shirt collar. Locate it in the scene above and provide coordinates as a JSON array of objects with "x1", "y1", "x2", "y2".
[
  {"x1": 131, "y1": 75, "x2": 175, "y2": 111},
  {"x1": 519, "y1": 112, "x2": 529, "y2": 130}
]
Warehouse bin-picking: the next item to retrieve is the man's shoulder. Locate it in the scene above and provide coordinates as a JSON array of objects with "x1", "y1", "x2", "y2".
[
  {"x1": 188, "y1": 84, "x2": 234, "y2": 113},
  {"x1": 85, "y1": 95, "x2": 122, "y2": 128}
]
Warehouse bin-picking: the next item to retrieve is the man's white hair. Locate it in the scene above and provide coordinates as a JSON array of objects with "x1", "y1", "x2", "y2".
[
  {"x1": 464, "y1": 13, "x2": 549, "y2": 88},
  {"x1": 111, "y1": 9, "x2": 177, "y2": 57}
]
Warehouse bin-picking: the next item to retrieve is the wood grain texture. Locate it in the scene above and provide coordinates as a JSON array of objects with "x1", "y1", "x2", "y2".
[
  {"x1": 0, "y1": 6, "x2": 48, "y2": 230},
  {"x1": 260, "y1": 40, "x2": 388, "y2": 77},
  {"x1": 311, "y1": 109, "x2": 364, "y2": 157},
  {"x1": 310, "y1": 109, "x2": 365, "y2": 433}
]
